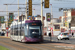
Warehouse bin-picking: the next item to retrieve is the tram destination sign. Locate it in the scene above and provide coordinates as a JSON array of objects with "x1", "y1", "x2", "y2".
[{"x1": 29, "y1": 23, "x2": 42, "y2": 26}]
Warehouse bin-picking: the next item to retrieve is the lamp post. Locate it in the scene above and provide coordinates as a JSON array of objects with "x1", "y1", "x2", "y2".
[
  {"x1": 33, "y1": 9, "x2": 35, "y2": 16},
  {"x1": 41, "y1": 0, "x2": 43, "y2": 22},
  {"x1": 6, "y1": 5, "x2": 8, "y2": 37},
  {"x1": 26, "y1": 0, "x2": 27, "y2": 19},
  {"x1": 18, "y1": 0, "x2": 19, "y2": 22},
  {"x1": 50, "y1": 4, "x2": 53, "y2": 36},
  {"x1": 41, "y1": 0, "x2": 44, "y2": 36}
]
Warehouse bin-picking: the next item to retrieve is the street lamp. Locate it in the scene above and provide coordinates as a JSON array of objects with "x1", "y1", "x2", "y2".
[
  {"x1": 26, "y1": 0, "x2": 28, "y2": 20},
  {"x1": 17, "y1": 0, "x2": 19, "y2": 36},
  {"x1": 33, "y1": 9, "x2": 35, "y2": 16},
  {"x1": 50, "y1": 4, "x2": 53, "y2": 36},
  {"x1": 6, "y1": 5, "x2": 8, "y2": 37}
]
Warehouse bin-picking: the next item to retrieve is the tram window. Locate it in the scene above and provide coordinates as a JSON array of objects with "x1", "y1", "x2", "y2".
[
  {"x1": 16, "y1": 31, "x2": 18, "y2": 35},
  {"x1": 20, "y1": 27, "x2": 21, "y2": 36},
  {"x1": 21, "y1": 29, "x2": 24, "y2": 36},
  {"x1": 18, "y1": 28, "x2": 20, "y2": 35},
  {"x1": 20, "y1": 27, "x2": 24, "y2": 36},
  {"x1": 14, "y1": 28, "x2": 18, "y2": 36},
  {"x1": 29, "y1": 26, "x2": 41, "y2": 35},
  {"x1": 25, "y1": 26, "x2": 28, "y2": 36},
  {"x1": 11, "y1": 28, "x2": 13, "y2": 35}
]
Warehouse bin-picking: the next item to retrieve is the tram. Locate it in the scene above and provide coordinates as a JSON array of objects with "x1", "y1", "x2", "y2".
[{"x1": 10, "y1": 20, "x2": 43, "y2": 42}]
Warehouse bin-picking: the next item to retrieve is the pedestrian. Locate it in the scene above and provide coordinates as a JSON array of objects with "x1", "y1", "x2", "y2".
[
  {"x1": 49, "y1": 32, "x2": 52, "y2": 41},
  {"x1": 72, "y1": 32, "x2": 74, "y2": 37}
]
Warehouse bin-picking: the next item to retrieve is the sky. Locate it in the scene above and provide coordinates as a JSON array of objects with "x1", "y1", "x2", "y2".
[{"x1": 0, "y1": 0, "x2": 75, "y2": 19}]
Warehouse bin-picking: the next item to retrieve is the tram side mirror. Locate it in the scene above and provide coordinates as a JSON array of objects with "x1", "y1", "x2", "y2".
[{"x1": 49, "y1": 33, "x2": 51, "y2": 36}]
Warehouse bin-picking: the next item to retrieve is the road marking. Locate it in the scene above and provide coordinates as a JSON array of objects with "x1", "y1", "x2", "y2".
[{"x1": 71, "y1": 37, "x2": 75, "y2": 38}]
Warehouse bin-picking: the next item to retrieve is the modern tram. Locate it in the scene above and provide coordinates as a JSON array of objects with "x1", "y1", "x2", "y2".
[{"x1": 10, "y1": 20, "x2": 43, "y2": 42}]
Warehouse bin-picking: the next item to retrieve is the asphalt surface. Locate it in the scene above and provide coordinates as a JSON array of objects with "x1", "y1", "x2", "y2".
[
  {"x1": 44, "y1": 36, "x2": 75, "y2": 44},
  {"x1": 0, "y1": 36, "x2": 75, "y2": 50}
]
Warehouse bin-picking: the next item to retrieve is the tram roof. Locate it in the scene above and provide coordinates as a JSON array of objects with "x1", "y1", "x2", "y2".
[{"x1": 25, "y1": 20, "x2": 41, "y2": 23}]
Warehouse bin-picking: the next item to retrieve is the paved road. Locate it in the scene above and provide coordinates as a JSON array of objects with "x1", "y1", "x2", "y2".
[
  {"x1": 44, "y1": 36, "x2": 75, "y2": 44},
  {"x1": 0, "y1": 37, "x2": 75, "y2": 50}
]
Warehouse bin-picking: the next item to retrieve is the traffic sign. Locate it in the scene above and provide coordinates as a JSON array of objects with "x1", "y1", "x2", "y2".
[
  {"x1": 0, "y1": 16, "x2": 4, "y2": 23},
  {"x1": 6, "y1": 27, "x2": 8, "y2": 30},
  {"x1": 46, "y1": 13, "x2": 51, "y2": 21},
  {"x1": 44, "y1": 0, "x2": 49, "y2": 8},
  {"x1": 29, "y1": 0, "x2": 32, "y2": 16}
]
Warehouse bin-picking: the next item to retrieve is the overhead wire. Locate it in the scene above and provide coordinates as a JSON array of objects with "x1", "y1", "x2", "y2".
[
  {"x1": 11, "y1": 0, "x2": 16, "y2": 4},
  {"x1": 1, "y1": 0, "x2": 75, "y2": 16},
  {"x1": 52, "y1": 0, "x2": 75, "y2": 4},
  {"x1": 1, "y1": 0, "x2": 17, "y2": 16},
  {"x1": 54, "y1": 0, "x2": 75, "y2": 2}
]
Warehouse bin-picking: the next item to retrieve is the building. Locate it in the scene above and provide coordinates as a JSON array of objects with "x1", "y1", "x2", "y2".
[
  {"x1": 63, "y1": 9, "x2": 75, "y2": 33},
  {"x1": 0, "y1": 23, "x2": 6, "y2": 36},
  {"x1": 44, "y1": 17, "x2": 62, "y2": 36}
]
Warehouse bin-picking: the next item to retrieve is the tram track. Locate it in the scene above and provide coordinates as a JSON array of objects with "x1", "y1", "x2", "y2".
[
  {"x1": 0, "y1": 41, "x2": 20, "y2": 50},
  {"x1": 1, "y1": 40, "x2": 40, "y2": 50},
  {"x1": 0, "y1": 39, "x2": 57, "y2": 50},
  {"x1": 0, "y1": 37, "x2": 74, "y2": 50}
]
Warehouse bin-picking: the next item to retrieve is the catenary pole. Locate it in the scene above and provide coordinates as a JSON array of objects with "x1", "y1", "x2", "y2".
[
  {"x1": 26, "y1": 0, "x2": 27, "y2": 19},
  {"x1": 41, "y1": 0, "x2": 43, "y2": 36},
  {"x1": 18, "y1": 0, "x2": 19, "y2": 22},
  {"x1": 50, "y1": 4, "x2": 53, "y2": 36},
  {"x1": 6, "y1": 5, "x2": 8, "y2": 37},
  {"x1": 6, "y1": 5, "x2": 8, "y2": 28},
  {"x1": 41, "y1": 0, "x2": 43, "y2": 22}
]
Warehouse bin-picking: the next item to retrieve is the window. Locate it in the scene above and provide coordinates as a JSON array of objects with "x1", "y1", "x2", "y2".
[
  {"x1": 54, "y1": 25, "x2": 60, "y2": 29},
  {"x1": 14, "y1": 28, "x2": 18, "y2": 36},
  {"x1": 10, "y1": 28, "x2": 13, "y2": 35},
  {"x1": 29, "y1": 26, "x2": 41, "y2": 35},
  {"x1": 25, "y1": 26, "x2": 28, "y2": 36},
  {"x1": 20, "y1": 27, "x2": 24, "y2": 36}
]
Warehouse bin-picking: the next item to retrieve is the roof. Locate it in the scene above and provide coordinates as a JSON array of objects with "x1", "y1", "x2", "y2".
[{"x1": 25, "y1": 20, "x2": 41, "y2": 23}]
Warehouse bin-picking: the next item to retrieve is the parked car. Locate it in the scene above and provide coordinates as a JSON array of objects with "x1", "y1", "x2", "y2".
[
  {"x1": 0, "y1": 32, "x2": 5, "y2": 36},
  {"x1": 1, "y1": 33, "x2": 5, "y2": 36},
  {"x1": 57, "y1": 32, "x2": 69, "y2": 40}
]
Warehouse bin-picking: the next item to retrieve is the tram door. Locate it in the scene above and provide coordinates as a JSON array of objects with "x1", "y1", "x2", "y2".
[
  {"x1": 25, "y1": 25, "x2": 28, "y2": 37},
  {"x1": 20, "y1": 26, "x2": 25, "y2": 41},
  {"x1": 18, "y1": 26, "x2": 23, "y2": 41}
]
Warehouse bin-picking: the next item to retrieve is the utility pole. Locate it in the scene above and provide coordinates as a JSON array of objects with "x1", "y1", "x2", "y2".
[
  {"x1": 26, "y1": 0, "x2": 27, "y2": 19},
  {"x1": 41, "y1": 0, "x2": 43, "y2": 22},
  {"x1": 0, "y1": 11, "x2": 25, "y2": 12},
  {"x1": 4, "y1": 4, "x2": 40, "y2": 5},
  {"x1": 33, "y1": 9, "x2": 35, "y2": 16},
  {"x1": 41, "y1": 0, "x2": 43, "y2": 36},
  {"x1": 6, "y1": 5, "x2": 8, "y2": 37},
  {"x1": 4, "y1": 3, "x2": 40, "y2": 20},
  {"x1": 18, "y1": 0, "x2": 19, "y2": 22},
  {"x1": 50, "y1": 4, "x2": 53, "y2": 36},
  {"x1": 6, "y1": 5, "x2": 8, "y2": 28}
]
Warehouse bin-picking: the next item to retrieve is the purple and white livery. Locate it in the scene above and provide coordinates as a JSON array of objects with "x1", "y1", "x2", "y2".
[{"x1": 10, "y1": 20, "x2": 43, "y2": 42}]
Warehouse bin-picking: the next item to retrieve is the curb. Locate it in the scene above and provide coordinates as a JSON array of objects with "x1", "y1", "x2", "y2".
[
  {"x1": 44, "y1": 36, "x2": 49, "y2": 37},
  {"x1": 0, "y1": 36, "x2": 10, "y2": 38}
]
